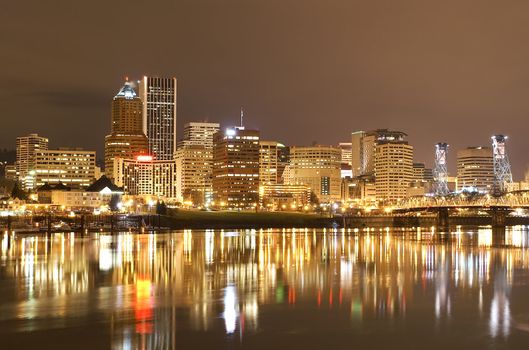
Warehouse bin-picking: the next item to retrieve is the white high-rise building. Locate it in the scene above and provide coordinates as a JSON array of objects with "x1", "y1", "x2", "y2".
[
  {"x1": 175, "y1": 145, "x2": 214, "y2": 205},
  {"x1": 174, "y1": 121, "x2": 219, "y2": 205},
  {"x1": 139, "y1": 76, "x2": 177, "y2": 160},
  {"x1": 16, "y1": 133, "x2": 49, "y2": 190},
  {"x1": 456, "y1": 147, "x2": 494, "y2": 193},
  {"x1": 180, "y1": 122, "x2": 220, "y2": 149},
  {"x1": 374, "y1": 142, "x2": 414, "y2": 202}
]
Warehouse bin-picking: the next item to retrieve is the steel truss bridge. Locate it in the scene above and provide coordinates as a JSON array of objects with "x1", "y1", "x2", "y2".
[{"x1": 392, "y1": 191, "x2": 529, "y2": 227}]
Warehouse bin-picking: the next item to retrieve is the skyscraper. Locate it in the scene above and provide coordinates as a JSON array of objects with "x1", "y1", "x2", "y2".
[
  {"x1": 175, "y1": 122, "x2": 219, "y2": 205},
  {"x1": 16, "y1": 133, "x2": 49, "y2": 190},
  {"x1": 212, "y1": 126, "x2": 260, "y2": 208},
  {"x1": 456, "y1": 147, "x2": 494, "y2": 193},
  {"x1": 104, "y1": 81, "x2": 148, "y2": 180},
  {"x1": 361, "y1": 129, "x2": 407, "y2": 176},
  {"x1": 351, "y1": 131, "x2": 364, "y2": 177},
  {"x1": 140, "y1": 76, "x2": 177, "y2": 160},
  {"x1": 259, "y1": 141, "x2": 286, "y2": 185},
  {"x1": 180, "y1": 122, "x2": 220, "y2": 149},
  {"x1": 374, "y1": 141, "x2": 414, "y2": 202},
  {"x1": 288, "y1": 145, "x2": 342, "y2": 203}
]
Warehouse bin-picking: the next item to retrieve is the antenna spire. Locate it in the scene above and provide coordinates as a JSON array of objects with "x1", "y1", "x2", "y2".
[{"x1": 240, "y1": 107, "x2": 244, "y2": 127}]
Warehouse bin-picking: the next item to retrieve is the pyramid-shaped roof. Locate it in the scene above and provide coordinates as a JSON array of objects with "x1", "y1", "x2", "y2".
[{"x1": 115, "y1": 81, "x2": 138, "y2": 100}]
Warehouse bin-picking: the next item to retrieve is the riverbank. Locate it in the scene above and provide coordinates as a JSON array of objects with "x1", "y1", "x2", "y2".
[{"x1": 160, "y1": 210, "x2": 332, "y2": 229}]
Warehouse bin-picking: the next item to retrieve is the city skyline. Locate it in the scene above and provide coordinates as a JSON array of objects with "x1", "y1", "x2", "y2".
[{"x1": 4, "y1": 1, "x2": 529, "y2": 178}]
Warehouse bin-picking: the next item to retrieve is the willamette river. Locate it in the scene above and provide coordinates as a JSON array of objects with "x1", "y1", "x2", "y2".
[{"x1": 1, "y1": 227, "x2": 529, "y2": 349}]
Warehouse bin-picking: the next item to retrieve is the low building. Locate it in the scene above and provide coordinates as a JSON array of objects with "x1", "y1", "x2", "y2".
[
  {"x1": 259, "y1": 183, "x2": 311, "y2": 210},
  {"x1": 37, "y1": 176, "x2": 122, "y2": 209},
  {"x1": 33, "y1": 148, "x2": 97, "y2": 189}
]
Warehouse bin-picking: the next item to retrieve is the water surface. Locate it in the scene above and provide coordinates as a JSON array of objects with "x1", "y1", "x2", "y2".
[{"x1": 1, "y1": 227, "x2": 529, "y2": 349}]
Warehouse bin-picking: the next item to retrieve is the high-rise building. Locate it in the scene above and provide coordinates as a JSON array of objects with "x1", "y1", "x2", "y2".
[
  {"x1": 174, "y1": 122, "x2": 219, "y2": 205},
  {"x1": 456, "y1": 147, "x2": 494, "y2": 192},
  {"x1": 412, "y1": 163, "x2": 434, "y2": 182},
  {"x1": 374, "y1": 141, "x2": 414, "y2": 202},
  {"x1": 288, "y1": 145, "x2": 341, "y2": 203},
  {"x1": 140, "y1": 76, "x2": 177, "y2": 160},
  {"x1": 104, "y1": 81, "x2": 148, "y2": 179},
  {"x1": 175, "y1": 145, "x2": 214, "y2": 205},
  {"x1": 212, "y1": 126, "x2": 260, "y2": 208},
  {"x1": 34, "y1": 148, "x2": 96, "y2": 189},
  {"x1": 361, "y1": 129, "x2": 407, "y2": 176},
  {"x1": 259, "y1": 141, "x2": 286, "y2": 185},
  {"x1": 16, "y1": 133, "x2": 49, "y2": 190},
  {"x1": 114, "y1": 155, "x2": 177, "y2": 198},
  {"x1": 338, "y1": 142, "x2": 352, "y2": 166},
  {"x1": 351, "y1": 131, "x2": 364, "y2": 177},
  {"x1": 180, "y1": 122, "x2": 220, "y2": 149}
]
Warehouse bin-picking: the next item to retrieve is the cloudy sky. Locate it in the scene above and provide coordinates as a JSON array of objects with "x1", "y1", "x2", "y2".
[{"x1": 2, "y1": 0, "x2": 529, "y2": 177}]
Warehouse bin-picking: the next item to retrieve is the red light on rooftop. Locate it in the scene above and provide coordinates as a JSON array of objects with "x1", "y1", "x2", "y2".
[{"x1": 136, "y1": 155, "x2": 153, "y2": 162}]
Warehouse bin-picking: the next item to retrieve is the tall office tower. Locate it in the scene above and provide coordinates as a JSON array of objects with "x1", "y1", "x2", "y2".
[
  {"x1": 16, "y1": 133, "x2": 49, "y2": 190},
  {"x1": 412, "y1": 163, "x2": 434, "y2": 182},
  {"x1": 338, "y1": 142, "x2": 353, "y2": 166},
  {"x1": 288, "y1": 145, "x2": 342, "y2": 203},
  {"x1": 34, "y1": 148, "x2": 96, "y2": 189},
  {"x1": 180, "y1": 122, "x2": 220, "y2": 149},
  {"x1": 374, "y1": 141, "x2": 414, "y2": 202},
  {"x1": 456, "y1": 147, "x2": 494, "y2": 193},
  {"x1": 140, "y1": 76, "x2": 177, "y2": 160},
  {"x1": 259, "y1": 141, "x2": 287, "y2": 185},
  {"x1": 174, "y1": 121, "x2": 219, "y2": 205},
  {"x1": 351, "y1": 131, "x2": 364, "y2": 177},
  {"x1": 114, "y1": 155, "x2": 177, "y2": 198},
  {"x1": 175, "y1": 145, "x2": 214, "y2": 205},
  {"x1": 104, "y1": 81, "x2": 148, "y2": 180},
  {"x1": 361, "y1": 129, "x2": 407, "y2": 176},
  {"x1": 212, "y1": 126, "x2": 260, "y2": 209}
]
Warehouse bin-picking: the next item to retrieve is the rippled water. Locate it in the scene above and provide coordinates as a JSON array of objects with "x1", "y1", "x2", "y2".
[{"x1": 2, "y1": 227, "x2": 529, "y2": 349}]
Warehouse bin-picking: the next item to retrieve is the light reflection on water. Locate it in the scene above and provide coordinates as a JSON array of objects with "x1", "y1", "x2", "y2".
[{"x1": 1, "y1": 226, "x2": 529, "y2": 349}]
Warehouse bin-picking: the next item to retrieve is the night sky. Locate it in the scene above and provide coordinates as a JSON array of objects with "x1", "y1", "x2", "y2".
[{"x1": 2, "y1": 0, "x2": 529, "y2": 177}]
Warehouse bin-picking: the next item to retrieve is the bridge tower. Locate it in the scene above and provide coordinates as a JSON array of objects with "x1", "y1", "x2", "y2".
[
  {"x1": 491, "y1": 135, "x2": 513, "y2": 195},
  {"x1": 433, "y1": 143, "x2": 450, "y2": 196}
]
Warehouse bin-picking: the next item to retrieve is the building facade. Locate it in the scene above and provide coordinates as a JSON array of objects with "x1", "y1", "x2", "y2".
[
  {"x1": 456, "y1": 147, "x2": 494, "y2": 192},
  {"x1": 16, "y1": 133, "x2": 49, "y2": 190},
  {"x1": 114, "y1": 156, "x2": 177, "y2": 199},
  {"x1": 351, "y1": 131, "x2": 364, "y2": 177},
  {"x1": 180, "y1": 122, "x2": 220, "y2": 149},
  {"x1": 104, "y1": 81, "x2": 148, "y2": 179},
  {"x1": 34, "y1": 148, "x2": 96, "y2": 189},
  {"x1": 259, "y1": 141, "x2": 286, "y2": 186},
  {"x1": 140, "y1": 76, "x2": 177, "y2": 160},
  {"x1": 175, "y1": 145, "x2": 213, "y2": 205},
  {"x1": 288, "y1": 146, "x2": 341, "y2": 203},
  {"x1": 212, "y1": 127, "x2": 260, "y2": 208},
  {"x1": 259, "y1": 183, "x2": 311, "y2": 210},
  {"x1": 374, "y1": 142, "x2": 414, "y2": 202}
]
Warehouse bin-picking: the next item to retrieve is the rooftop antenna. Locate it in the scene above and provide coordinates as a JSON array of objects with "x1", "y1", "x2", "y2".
[{"x1": 240, "y1": 107, "x2": 244, "y2": 127}]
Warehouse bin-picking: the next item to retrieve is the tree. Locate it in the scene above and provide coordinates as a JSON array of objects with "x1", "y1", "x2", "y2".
[
  {"x1": 11, "y1": 182, "x2": 28, "y2": 200},
  {"x1": 109, "y1": 194, "x2": 121, "y2": 212},
  {"x1": 156, "y1": 200, "x2": 168, "y2": 215}
]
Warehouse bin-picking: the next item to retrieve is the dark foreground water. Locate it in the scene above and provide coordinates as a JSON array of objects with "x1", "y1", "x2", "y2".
[{"x1": 1, "y1": 227, "x2": 529, "y2": 349}]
